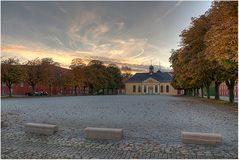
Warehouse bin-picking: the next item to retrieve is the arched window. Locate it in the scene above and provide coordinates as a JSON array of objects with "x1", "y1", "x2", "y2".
[
  {"x1": 166, "y1": 85, "x2": 169, "y2": 93},
  {"x1": 138, "y1": 85, "x2": 141, "y2": 92},
  {"x1": 133, "y1": 85, "x2": 136, "y2": 92},
  {"x1": 161, "y1": 86, "x2": 164, "y2": 92}
]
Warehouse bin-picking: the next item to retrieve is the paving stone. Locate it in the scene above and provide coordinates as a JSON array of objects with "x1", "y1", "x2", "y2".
[{"x1": 1, "y1": 96, "x2": 238, "y2": 159}]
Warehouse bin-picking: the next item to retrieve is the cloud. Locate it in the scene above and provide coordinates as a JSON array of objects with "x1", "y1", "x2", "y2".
[
  {"x1": 157, "y1": 1, "x2": 183, "y2": 21},
  {"x1": 64, "y1": 11, "x2": 170, "y2": 67},
  {"x1": 1, "y1": 44, "x2": 89, "y2": 67},
  {"x1": 1, "y1": 42, "x2": 171, "y2": 73},
  {"x1": 56, "y1": 2, "x2": 67, "y2": 14},
  {"x1": 2, "y1": 3, "x2": 173, "y2": 72}
]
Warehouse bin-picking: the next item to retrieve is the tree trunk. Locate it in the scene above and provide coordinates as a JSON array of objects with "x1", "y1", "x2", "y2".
[
  {"x1": 74, "y1": 86, "x2": 77, "y2": 96},
  {"x1": 226, "y1": 80, "x2": 235, "y2": 103},
  {"x1": 32, "y1": 84, "x2": 36, "y2": 93},
  {"x1": 196, "y1": 88, "x2": 199, "y2": 96},
  {"x1": 89, "y1": 86, "x2": 91, "y2": 94},
  {"x1": 184, "y1": 89, "x2": 187, "y2": 95},
  {"x1": 193, "y1": 88, "x2": 196, "y2": 96},
  {"x1": 83, "y1": 86, "x2": 86, "y2": 95},
  {"x1": 201, "y1": 87, "x2": 204, "y2": 98},
  {"x1": 49, "y1": 84, "x2": 52, "y2": 96},
  {"x1": 206, "y1": 85, "x2": 210, "y2": 99},
  {"x1": 7, "y1": 83, "x2": 12, "y2": 97},
  {"x1": 90, "y1": 86, "x2": 94, "y2": 95},
  {"x1": 215, "y1": 81, "x2": 221, "y2": 100},
  {"x1": 62, "y1": 87, "x2": 66, "y2": 95},
  {"x1": 90, "y1": 86, "x2": 93, "y2": 95}
]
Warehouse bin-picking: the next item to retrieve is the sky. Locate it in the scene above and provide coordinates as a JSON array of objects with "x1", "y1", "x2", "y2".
[{"x1": 1, "y1": 1, "x2": 212, "y2": 73}]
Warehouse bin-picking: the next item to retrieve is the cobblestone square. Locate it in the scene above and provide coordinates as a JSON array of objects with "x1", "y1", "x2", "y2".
[{"x1": 1, "y1": 95, "x2": 238, "y2": 159}]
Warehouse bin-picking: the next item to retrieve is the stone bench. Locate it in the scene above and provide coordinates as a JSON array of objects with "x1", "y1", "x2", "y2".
[
  {"x1": 85, "y1": 127, "x2": 123, "y2": 140},
  {"x1": 25, "y1": 123, "x2": 58, "y2": 135},
  {"x1": 182, "y1": 131, "x2": 222, "y2": 145}
]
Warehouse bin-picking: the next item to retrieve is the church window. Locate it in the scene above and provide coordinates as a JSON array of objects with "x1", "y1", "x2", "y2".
[
  {"x1": 161, "y1": 86, "x2": 164, "y2": 92},
  {"x1": 166, "y1": 85, "x2": 169, "y2": 92},
  {"x1": 138, "y1": 85, "x2": 141, "y2": 92},
  {"x1": 133, "y1": 85, "x2": 136, "y2": 92}
]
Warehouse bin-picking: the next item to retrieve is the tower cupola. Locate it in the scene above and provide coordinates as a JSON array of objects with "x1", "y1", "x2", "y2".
[{"x1": 149, "y1": 65, "x2": 154, "y2": 74}]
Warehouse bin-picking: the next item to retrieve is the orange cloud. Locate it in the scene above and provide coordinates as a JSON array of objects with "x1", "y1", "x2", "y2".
[
  {"x1": 1, "y1": 44, "x2": 84, "y2": 67},
  {"x1": 1, "y1": 43, "x2": 151, "y2": 71}
]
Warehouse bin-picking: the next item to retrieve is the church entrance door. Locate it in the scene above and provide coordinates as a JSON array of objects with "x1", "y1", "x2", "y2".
[{"x1": 148, "y1": 86, "x2": 153, "y2": 94}]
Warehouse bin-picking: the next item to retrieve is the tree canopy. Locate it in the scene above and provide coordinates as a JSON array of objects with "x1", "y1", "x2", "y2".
[
  {"x1": 169, "y1": 1, "x2": 238, "y2": 102},
  {"x1": 1, "y1": 58, "x2": 25, "y2": 96}
]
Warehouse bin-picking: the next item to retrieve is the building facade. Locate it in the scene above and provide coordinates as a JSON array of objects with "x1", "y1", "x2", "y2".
[
  {"x1": 125, "y1": 65, "x2": 179, "y2": 95},
  {"x1": 1, "y1": 65, "x2": 90, "y2": 96},
  {"x1": 1, "y1": 81, "x2": 89, "y2": 96},
  {"x1": 1, "y1": 65, "x2": 126, "y2": 96},
  {"x1": 219, "y1": 81, "x2": 238, "y2": 97}
]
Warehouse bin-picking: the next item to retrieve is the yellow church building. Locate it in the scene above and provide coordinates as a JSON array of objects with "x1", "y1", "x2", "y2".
[{"x1": 125, "y1": 65, "x2": 179, "y2": 95}]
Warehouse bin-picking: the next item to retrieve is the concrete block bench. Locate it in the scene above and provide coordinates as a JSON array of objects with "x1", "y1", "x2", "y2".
[
  {"x1": 182, "y1": 131, "x2": 222, "y2": 145},
  {"x1": 85, "y1": 127, "x2": 123, "y2": 140},
  {"x1": 25, "y1": 123, "x2": 58, "y2": 135}
]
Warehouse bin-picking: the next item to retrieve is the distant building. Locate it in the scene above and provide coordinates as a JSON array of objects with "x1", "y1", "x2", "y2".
[
  {"x1": 219, "y1": 81, "x2": 238, "y2": 97},
  {"x1": 125, "y1": 65, "x2": 180, "y2": 95}
]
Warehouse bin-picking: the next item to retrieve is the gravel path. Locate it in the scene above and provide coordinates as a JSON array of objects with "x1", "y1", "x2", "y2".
[{"x1": 1, "y1": 95, "x2": 238, "y2": 158}]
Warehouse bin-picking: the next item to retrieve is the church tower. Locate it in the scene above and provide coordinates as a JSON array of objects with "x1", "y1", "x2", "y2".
[{"x1": 149, "y1": 65, "x2": 154, "y2": 74}]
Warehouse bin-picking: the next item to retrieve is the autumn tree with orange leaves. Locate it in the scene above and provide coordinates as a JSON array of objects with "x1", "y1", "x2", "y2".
[
  {"x1": 170, "y1": 1, "x2": 238, "y2": 103},
  {"x1": 205, "y1": 1, "x2": 238, "y2": 103},
  {"x1": 1, "y1": 58, "x2": 26, "y2": 97}
]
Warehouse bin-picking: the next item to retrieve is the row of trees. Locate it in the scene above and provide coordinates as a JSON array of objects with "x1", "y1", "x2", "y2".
[
  {"x1": 169, "y1": 1, "x2": 237, "y2": 103},
  {"x1": 1, "y1": 57, "x2": 124, "y2": 97},
  {"x1": 69, "y1": 59, "x2": 123, "y2": 95}
]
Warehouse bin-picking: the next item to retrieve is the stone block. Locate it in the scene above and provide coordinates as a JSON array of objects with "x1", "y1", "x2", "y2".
[
  {"x1": 85, "y1": 127, "x2": 123, "y2": 140},
  {"x1": 182, "y1": 131, "x2": 222, "y2": 145},
  {"x1": 25, "y1": 123, "x2": 58, "y2": 135}
]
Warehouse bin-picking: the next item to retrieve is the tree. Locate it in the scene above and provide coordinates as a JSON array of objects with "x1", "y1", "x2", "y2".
[
  {"x1": 205, "y1": 1, "x2": 238, "y2": 103},
  {"x1": 86, "y1": 60, "x2": 108, "y2": 94},
  {"x1": 69, "y1": 58, "x2": 86, "y2": 95},
  {"x1": 24, "y1": 58, "x2": 42, "y2": 93},
  {"x1": 62, "y1": 71, "x2": 74, "y2": 95},
  {"x1": 1, "y1": 58, "x2": 25, "y2": 97},
  {"x1": 106, "y1": 64, "x2": 123, "y2": 94},
  {"x1": 169, "y1": 1, "x2": 238, "y2": 103},
  {"x1": 170, "y1": 15, "x2": 214, "y2": 98},
  {"x1": 169, "y1": 7, "x2": 236, "y2": 102},
  {"x1": 211, "y1": 63, "x2": 225, "y2": 100},
  {"x1": 40, "y1": 58, "x2": 60, "y2": 96}
]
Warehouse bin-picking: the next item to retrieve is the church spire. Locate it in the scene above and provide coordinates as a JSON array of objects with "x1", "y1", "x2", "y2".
[{"x1": 149, "y1": 60, "x2": 154, "y2": 74}]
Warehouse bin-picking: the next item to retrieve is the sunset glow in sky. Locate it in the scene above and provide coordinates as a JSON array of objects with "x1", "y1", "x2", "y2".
[{"x1": 2, "y1": 1, "x2": 212, "y2": 72}]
